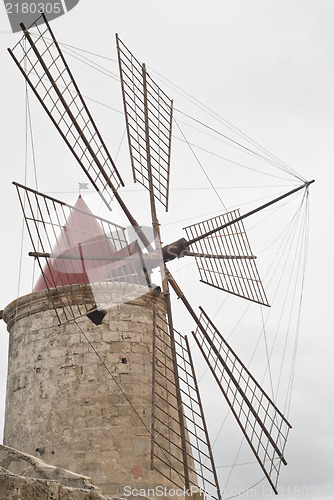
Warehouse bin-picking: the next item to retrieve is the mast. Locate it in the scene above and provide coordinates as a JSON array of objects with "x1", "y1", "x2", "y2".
[{"x1": 162, "y1": 180, "x2": 315, "y2": 260}]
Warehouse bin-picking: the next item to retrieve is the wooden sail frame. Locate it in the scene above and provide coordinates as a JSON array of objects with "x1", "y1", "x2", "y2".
[
  {"x1": 116, "y1": 35, "x2": 173, "y2": 211},
  {"x1": 184, "y1": 209, "x2": 270, "y2": 307},
  {"x1": 152, "y1": 311, "x2": 221, "y2": 500},
  {"x1": 8, "y1": 14, "x2": 124, "y2": 212},
  {"x1": 192, "y1": 307, "x2": 292, "y2": 494}
]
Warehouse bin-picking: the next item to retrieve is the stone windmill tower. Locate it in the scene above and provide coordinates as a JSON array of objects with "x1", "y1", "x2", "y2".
[
  {"x1": 2, "y1": 195, "x2": 185, "y2": 497},
  {"x1": 2, "y1": 11, "x2": 311, "y2": 500}
]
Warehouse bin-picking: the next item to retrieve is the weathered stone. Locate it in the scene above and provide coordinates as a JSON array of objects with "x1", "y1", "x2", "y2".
[
  {"x1": 2, "y1": 285, "x2": 193, "y2": 497},
  {"x1": 0, "y1": 444, "x2": 103, "y2": 492},
  {"x1": 0, "y1": 467, "x2": 113, "y2": 499}
]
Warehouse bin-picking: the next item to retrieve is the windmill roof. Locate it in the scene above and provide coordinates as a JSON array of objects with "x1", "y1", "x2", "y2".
[{"x1": 33, "y1": 195, "x2": 119, "y2": 292}]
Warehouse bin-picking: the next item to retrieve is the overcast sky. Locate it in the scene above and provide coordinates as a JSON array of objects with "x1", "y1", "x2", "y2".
[{"x1": 0, "y1": 1, "x2": 333, "y2": 499}]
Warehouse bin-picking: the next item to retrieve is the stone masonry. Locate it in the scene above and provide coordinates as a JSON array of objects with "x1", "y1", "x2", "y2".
[
  {"x1": 2, "y1": 285, "x2": 188, "y2": 497},
  {"x1": 0, "y1": 443, "x2": 112, "y2": 499}
]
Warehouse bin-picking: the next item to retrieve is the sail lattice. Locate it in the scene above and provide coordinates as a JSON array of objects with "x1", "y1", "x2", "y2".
[
  {"x1": 14, "y1": 183, "x2": 151, "y2": 325},
  {"x1": 117, "y1": 36, "x2": 173, "y2": 211},
  {"x1": 193, "y1": 308, "x2": 291, "y2": 494},
  {"x1": 152, "y1": 311, "x2": 221, "y2": 500},
  {"x1": 184, "y1": 209, "x2": 269, "y2": 306},
  {"x1": 9, "y1": 14, "x2": 124, "y2": 211}
]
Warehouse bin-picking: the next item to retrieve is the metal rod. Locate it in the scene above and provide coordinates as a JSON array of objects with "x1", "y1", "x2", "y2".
[
  {"x1": 183, "y1": 251, "x2": 256, "y2": 260},
  {"x1": 28, "y1": 251, "x2": 147, "y2": 264},
  {"x1": 28, "y1": 250, "x2": 160, "y2": 264},
  {"x1": 199, "y1": 280, "x2": 270, "y2": 308},
  {"x1": 187, "y1": 180, "x2": 315, "y2": 246}
]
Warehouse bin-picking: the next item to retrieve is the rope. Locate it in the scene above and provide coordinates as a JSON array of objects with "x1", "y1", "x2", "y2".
[
  {"x1": 173, "y1": 133, "x2": 294, "y2": 182},
  {"x1": 40, "y1": 34, "x2": 117, "y2": 62},
  {"x1": 173, "y1": 118, "x2": 228, "y2": 211},
  {"x1": 249, "y1": 194, "x2": 306, "y2": 383},
  {"x1": 28, "y1": 32, "x2": 119, "y2": 81},
  {"x1": 174, "y1": 110, "x2": 298, "y2": 176},
  {"x1": 24, "y1": 88, "x2": 40, "y2": 290},
  {"x1": 261, "y1": 192, "x2": 307, "y2": 407},
  {"x1": 224, "y1": 476, "x2": 267, "y2": 499},
  {"x1": 260, "y1": 203, "x2": 305, "y2": 387},
  {"x1": 284, "y1": 192, "x2": 310, "y2": 417},
  {"x1": 149, "y1": 67, "x2": 305, "y2": 183},
  {"x1": 61, "y1": 47, "x2": 120, "y2": 81},
  {"x1": 260, "y1": 305, "x2": 276, "y2": 403},
  {"x1": 14, "y1": 50, "x2": 30, "y2": 435},
  {"x1": 191, "y1": 188, "x2": 309, "y2": 479},
  {"x1": 15, "y1": 55, "x2": 29, "y2": 311},
  {"x1": 27, "y1": 31, "x2": 307, "y2": 186},
  {"x1": 270, "y1": 202, "x2": 307, "y2": 402},
  {"x1": 25, "y1": 32, "x2": 307, "y2": 197}
]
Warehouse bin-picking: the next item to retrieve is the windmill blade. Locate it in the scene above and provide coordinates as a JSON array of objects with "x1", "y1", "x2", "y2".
[
  {"x1": 152, "y1": 310, "x2": 221, "y2": 500},
  {"x1": 184, "y1": 209, "x2": 270, "y2": 306},
  {"x1": 193, "y1": 307, "x2": 291, "y2": 494},
  {"x1": 116, "y1": 41, "x2": 198, "y2": 492},
  {"x1": 8, "y1": 13, "x2": 124, "y2": 212},
  {"x1": 116, "y1": 35, "x2": 173, "y2": 211},
  {"x1": 14, "y1": 182, "x2": 151, "y2": 325}
]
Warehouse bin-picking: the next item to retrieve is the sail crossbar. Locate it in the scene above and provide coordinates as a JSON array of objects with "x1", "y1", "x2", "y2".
[
  {"x1": 152, "y1": 311, "x2": 221, "y2": 500},
  {"x1": 116, "y1": 35, "x2": 173, "y2": 211},
  {"x1": 184, "y1": 209, "x2": 269, "y2": 306},
  {"x1": 8, "y1": 13, "x2": 124, "y2": 212},
  {"x1": 193, "y1": 307, "x2": 291, "y2": 494}
]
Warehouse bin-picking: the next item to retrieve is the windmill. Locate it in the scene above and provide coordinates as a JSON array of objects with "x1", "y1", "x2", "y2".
[{"x1": 6, "y1": 12, "x2": 314, "y2": 499}]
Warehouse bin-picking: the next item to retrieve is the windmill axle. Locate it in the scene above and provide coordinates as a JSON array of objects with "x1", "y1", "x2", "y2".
[{"x1": 162, "y1": 238, "x2": 190, "y2": 263}]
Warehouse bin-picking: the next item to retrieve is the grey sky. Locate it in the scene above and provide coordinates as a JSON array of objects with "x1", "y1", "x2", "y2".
[{"x1": 0, "y1": 1, "x2": 333, "y2": 498}]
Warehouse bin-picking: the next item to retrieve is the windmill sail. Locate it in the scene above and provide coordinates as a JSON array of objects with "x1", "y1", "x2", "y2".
[
  {"x1": 184, "y1": 209, "x2": 269, "y2": 306},
  {"x1": 193, "y1": 307, "x2": 291, "y2": 494},
  {"x1": 117, "y1": 35, "x2": 173, "y2": 211},
  {"x1": 8, "y1": 13, "x2": 124, "y2": 211},
  {"x1": 14, "y1": 183, "x2": 151, "y2": 325},
  {"x1": 152, "y1": 311, "x2": 221, "y2": 500}
]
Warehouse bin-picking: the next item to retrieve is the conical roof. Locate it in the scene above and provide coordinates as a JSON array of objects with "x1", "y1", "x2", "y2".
[{"x1": 33, "y1": 196, "x2": 118, "y2": 292}]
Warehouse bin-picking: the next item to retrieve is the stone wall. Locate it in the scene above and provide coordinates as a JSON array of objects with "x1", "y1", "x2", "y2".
[
  {"x1": 2, "y1": 285, "x2": 189, "y2": 498},
  {"x1": 0, "y1": 444, "x2": 112, "y2": 499}
]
